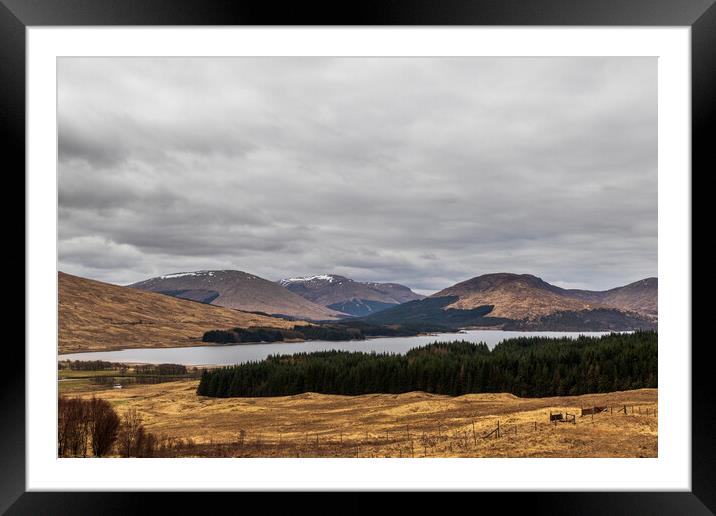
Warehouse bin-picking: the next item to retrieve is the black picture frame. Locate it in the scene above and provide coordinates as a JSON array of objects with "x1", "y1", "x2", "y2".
[{"x1": 3, "y1": 0, "x2": 710, "y2": 513}]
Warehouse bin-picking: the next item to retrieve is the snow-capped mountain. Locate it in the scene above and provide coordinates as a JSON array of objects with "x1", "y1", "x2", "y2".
[
  {"x1": 129, "y1": 270, "x2": 344, "y2": 320},
  {"x1": 278, "y1": 274, "x2": 424, "y2": 316}
]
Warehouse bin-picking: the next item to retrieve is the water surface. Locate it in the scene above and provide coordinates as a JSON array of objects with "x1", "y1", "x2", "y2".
[{"x1": 58, "y1": 330, "x2": 613, "y2": 366}]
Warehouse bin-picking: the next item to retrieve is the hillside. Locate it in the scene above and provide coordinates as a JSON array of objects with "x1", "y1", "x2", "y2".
[
  {"x1": 59, "y1": 272, "x2": 304, "y2": 353},
  {"x1": 361, "y1": 273, "x2": 657, "y2": 331},
  {"x1": 278, "y1": 274, "x2": 423, "y2": 316},
  {"x1": 563, "y1": 277, "x2": 657, "y2": 318},
  {"x1": 433, "y1": 273, "x2": 599, "y2": 319},
  {"x1": 130, "y1": 270, "x2": 344, "y2": 321},
  {"x1": 324, "y1": 299, "x2": 400, "y2": 317},
  {"x1": 358, "y1": 296, "x2": 507, "y2": 328}
]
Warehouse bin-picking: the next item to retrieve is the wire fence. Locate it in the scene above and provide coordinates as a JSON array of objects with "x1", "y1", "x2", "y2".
[{"x1": 145, "y1": 402, "x2": 658, "y2": 458}]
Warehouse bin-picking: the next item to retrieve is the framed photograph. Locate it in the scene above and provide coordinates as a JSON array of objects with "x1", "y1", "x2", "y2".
[{"x1": 6, "y1": 0, "x2": 710, "y2": 512}]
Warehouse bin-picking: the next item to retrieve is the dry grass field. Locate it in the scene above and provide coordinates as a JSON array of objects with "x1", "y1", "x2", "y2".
[
  {"x1": 59, "y1": 272, "x2": 306, "y2": 353},
  {"x1": 67, "y1": 379, "x2": 657, "y2": 458}
]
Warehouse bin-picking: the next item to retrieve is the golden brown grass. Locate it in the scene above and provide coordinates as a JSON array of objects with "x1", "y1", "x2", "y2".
[
  {"x1": 59, "y1": 272, "x2": 306, "y2": 353},
  {"x1": 439, "y1": 282, "x2": 598, "y2": 319},
  {"x1": 70, "y1": 380, "x2": 657, "y2": 458}
]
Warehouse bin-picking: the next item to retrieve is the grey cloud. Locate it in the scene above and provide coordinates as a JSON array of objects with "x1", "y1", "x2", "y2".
[
  {"x1": 58, "y1": 57, "x2": 656, "y2": 291},
  {"x1": 59, "y1": 113, "x2": 258, "y2": 168}
]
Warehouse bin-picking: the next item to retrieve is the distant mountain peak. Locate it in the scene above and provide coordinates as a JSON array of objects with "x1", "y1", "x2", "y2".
[
  {"x1": 278, "y1": 274, "x2": 348, "y2": 286},
  {"x1": 154, "y1": 270, "x2": 262, "y2": 281},
  {"x1": 432, "y1": 272, "x2": 657, "y2": 321},
  {"x1": 279, "y1": 273, "x2": 424, "y2": 315}
]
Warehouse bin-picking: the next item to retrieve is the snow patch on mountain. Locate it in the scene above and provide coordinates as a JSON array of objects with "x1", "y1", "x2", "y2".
[
  {"x1": 279, "y1": 274, "x2": 338, "y2": 285},
  {"x1": 159, "y1": 271, "x2": 215, "y2": 279}
]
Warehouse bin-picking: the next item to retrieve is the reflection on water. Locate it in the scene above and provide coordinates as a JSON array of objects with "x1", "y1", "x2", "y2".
[{"x1": 58, "y1": 330, "x2": 613, "y2": 366}]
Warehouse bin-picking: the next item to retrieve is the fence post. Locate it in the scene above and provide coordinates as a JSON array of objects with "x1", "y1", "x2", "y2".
[
  {"x1": 472, "y1": 421, "x2": 476, "y2": 446},
  {"x1": 534, "y1": 421, "x2": 537, "y2": 431},
  {"x1": 497, "y1": 420, "x2": 500, "y2": 438}
]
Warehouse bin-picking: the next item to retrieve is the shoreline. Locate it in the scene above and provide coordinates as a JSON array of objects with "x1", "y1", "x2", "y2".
[
  {"x1": 57, "y1": 329, "x2": 625, "y2": 368},
  {"x1": 59, "y1": 327, "x2": 629, "y2": 357}
]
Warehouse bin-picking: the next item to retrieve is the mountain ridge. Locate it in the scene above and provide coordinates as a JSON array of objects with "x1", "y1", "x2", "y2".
[
  {"x1": 130, "y1": 270, "x2": 344, "y2": 321},
  {"x1": 561, "y1": 277, "x2": 657, "y2": 318},
  {"x1": 432, "y1": 272, "x2": 656, "y2": 320},
  {"x1": 360, "y1": 272, "x2": 657, "y2": 331},
  {"x1": 278, "y1": 273, "x2": 424, "y2": 316}
]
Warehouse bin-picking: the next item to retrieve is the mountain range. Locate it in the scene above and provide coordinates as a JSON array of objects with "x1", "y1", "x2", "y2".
[
  {"x1": 360, "y1": 273, "x2": 657, "y2": 331},
  {"x1": 129, "y1": 270, "x2": 343, "y2": 321},
  {"x1": 278, "y1": 274, "x2": 424, "y2": 316},
  {"x1": 61, "y1": 269, "x2": 657, "y2": 353},
  {"x1": 129, "y1": 270, "x2": 656, "y2": 330}
]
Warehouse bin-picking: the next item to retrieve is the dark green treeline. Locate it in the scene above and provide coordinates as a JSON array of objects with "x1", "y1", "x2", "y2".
[{"x1": 196, "y1": 331, "x2": 657, "y2": 398}]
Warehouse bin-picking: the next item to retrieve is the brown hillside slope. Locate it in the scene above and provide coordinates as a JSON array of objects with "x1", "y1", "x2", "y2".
[
  {"x1": 433, "y1": 273, "x2": 600, "y2": 320},
  {"x1": 130, "y1": 270, "x2": 343, "y2": 321},
  {"x1": 59, "y1": 272, "x2": 304, "y2": 354},
  {"x1": 564, "y1": 278, "x2": 658, "y2": 318}
]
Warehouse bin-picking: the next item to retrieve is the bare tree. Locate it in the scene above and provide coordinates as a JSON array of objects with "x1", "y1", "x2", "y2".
[
  {"x1": 88, "y1": 397, "x2": 120, "y2": 457},
  {"x1": 58, "y1": 397, "x2": 89, "y2": 457},
  {"x1": 117, "y1": 408, "x2": 144, "y2": 457}
]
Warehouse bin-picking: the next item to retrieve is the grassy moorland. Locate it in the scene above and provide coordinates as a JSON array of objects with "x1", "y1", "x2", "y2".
[{"x1": 66, "y1": 379, "x2": 657, "y2": 458}]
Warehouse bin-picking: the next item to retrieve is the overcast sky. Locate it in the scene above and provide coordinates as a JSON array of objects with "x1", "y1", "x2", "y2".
[{"x1": 58, "y1": 57, "x2": 656, "y2": 294}]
